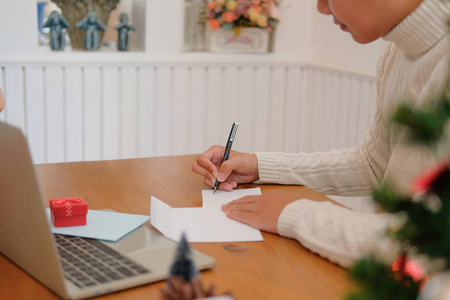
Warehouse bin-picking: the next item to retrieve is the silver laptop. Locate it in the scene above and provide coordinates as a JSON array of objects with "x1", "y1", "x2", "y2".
[{"x1": 0, "y1": 121, "x2": 215, "y2": 299}]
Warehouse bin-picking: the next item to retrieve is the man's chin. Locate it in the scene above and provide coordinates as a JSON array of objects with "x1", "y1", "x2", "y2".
[{"x1": 351, "y1": 34, "x2": 379, "y2": 45}]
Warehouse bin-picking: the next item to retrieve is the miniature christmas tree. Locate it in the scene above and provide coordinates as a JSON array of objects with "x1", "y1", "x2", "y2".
[
  {"x1": 169, "y1": 232, "x2": 199, "y2": 282},
  {"x1": 346, "y1": 65, "x2": 450, "y2": 299},
  {"x1": 161, "y1": 233, "x2": 218, "y2": 299}
]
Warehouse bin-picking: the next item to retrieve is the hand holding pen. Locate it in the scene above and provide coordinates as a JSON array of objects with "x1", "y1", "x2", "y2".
[
  {"x1": 213, "y1": 123, "x2": 239, "y2": 193},
  {"x1": 192, "y1": 124, "x2": 260, "y2": 192}
]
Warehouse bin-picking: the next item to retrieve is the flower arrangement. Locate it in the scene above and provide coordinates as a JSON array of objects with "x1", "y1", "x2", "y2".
[{"x1": 204, "y1": 0, "x2": 280, "y2": 32}]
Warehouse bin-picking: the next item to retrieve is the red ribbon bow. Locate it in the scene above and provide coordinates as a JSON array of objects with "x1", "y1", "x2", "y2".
[
  {"x1": 50, "y1": 197, "x2": 85, "y2": 217},
  {"x1": 50, "y1": 197, "x2": 83, "y2": 206}
]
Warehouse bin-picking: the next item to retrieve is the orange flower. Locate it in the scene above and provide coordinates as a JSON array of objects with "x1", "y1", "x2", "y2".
[
  {"x1": 208, "y1": 19, "x2": 221, "y2": 31},
  {"x1": 207, "y1": 2, "x2": 217, "y2": 10},
  {"x1": 250, "y1": 4, "x2": 263, "y2": 13},
  {"x1": 222, "y1": 11, "x2": 236, "y2": 23}
]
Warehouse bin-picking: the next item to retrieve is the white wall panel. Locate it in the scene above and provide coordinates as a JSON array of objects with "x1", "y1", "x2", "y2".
[
  {"x1": 222, "y1": 67, "x2": 239, "y2": 146},
  {"x1": 252, "y1": 67, "x2": 271, "y2": 152},
  {"x1": 119, "y1": 67, "x2": 138, "y2": 159},
  {"x1": 335, "y1": 75, "x2": 350, "y2": 150},
  {"x1": 347, "y1": 77, "x2": 360, "y2": 147},
  {"x1": 172, "y1": 67, "x2": 190, "y2": 156},
  {"x1": 102, "y1": 67, "x2": 120, "y2": 160},
  {"x1": 0, "y1": 63, "x2": 377, "y2": 161},
  {"x1": 189, "y1": 67, "x2": 207, "y2": 154},
  {"x1": 310, "y1": 69, "x2": 324, "y2": 152},
  {"x1": 154, "y1": 67, "x2": 173, "y2": 156},
  {"x1": 320, "y1": 71, "x2": 334, "y2": 151},
  {"x1": 205, "y1": 67, "x2": 224, "y2": 149},
  {"x1": 45, "y1": 67, "x2": 65, "y2": 163},
  {"x1": 284, "y1": 67, "x2": 302, "y2": 153},
  {"x1": 137, "y1": 67, "x2": 155, "y2": 158},
  {"x1": 328, "y1": 71, "x2": 341, "y2": 150},
  {"x1": 24, "y1": 67, "x2": 46, "y2": 164},
  {"x1": 297, "y1": 68, "x2": 310, "y2": 153},
  {"x1": 65, "y1": 67, "x2": 83, "y2": 162},
  {"x1": 236, "y1": 67, "x2": 255, "y2": 153},
  {"x1": 83, "y1": 67, "x2": 102, "y2": 161},
  {"x1": 268, "y1": 67, "x2": 286, "y2": 152},
  {"x1": 4, "y1": 67, "x2": 25, "y2": 130}
]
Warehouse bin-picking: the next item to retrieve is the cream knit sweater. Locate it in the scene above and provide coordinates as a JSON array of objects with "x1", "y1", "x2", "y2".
[{"x1": 254, "y1": 0, "x2": 450, "y2": 268}]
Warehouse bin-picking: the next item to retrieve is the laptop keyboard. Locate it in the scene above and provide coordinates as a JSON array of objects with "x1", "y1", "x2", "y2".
[{"x1": 54, "y1": 234, "x2": 151, "y2": 289}]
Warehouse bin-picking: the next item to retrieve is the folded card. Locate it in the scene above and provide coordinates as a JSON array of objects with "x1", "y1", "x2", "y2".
[{"x1": 150, "y1": 188, "x2": 263, "y2": 243}]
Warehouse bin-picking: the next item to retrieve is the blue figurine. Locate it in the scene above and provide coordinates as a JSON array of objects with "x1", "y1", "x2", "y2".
[
  {"x1": 115, "y1": 13, "x2": 136, "y2": 51},
  {"x1": 42, "y1": 11, "x2": 70, "y2": 51},
  {"x1": 76, "y1": 11, "x2": 107, "y2": 51}
]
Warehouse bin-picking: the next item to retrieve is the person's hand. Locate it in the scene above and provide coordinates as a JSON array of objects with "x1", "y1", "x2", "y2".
[
  {"x1": 0, "y1": 87, "x2": 5, "y2": 113},
  {"x1": 161, "y1": 277, "x2": 216, "y2": 300},
  {"x1": 221, "y1": 191, "x2": 300, "y2": 233},
  {"x1": 192, "y1": 145, "x2": 259, "y2": 191}
]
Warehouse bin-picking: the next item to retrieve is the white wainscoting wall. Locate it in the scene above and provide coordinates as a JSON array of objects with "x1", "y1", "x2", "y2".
[{"x1": 0, "y1": 61, "x2": 377, "y2": 212}]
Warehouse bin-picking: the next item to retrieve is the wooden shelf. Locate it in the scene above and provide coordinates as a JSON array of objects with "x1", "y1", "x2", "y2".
[{"x1": 0, "y1": 47, "x2": 306, "y2": 66}]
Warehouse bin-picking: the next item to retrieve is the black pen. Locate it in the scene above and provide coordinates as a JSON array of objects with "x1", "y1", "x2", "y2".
[{"x1": 214, "y1": 122, "x2": 239, "y2": 194}]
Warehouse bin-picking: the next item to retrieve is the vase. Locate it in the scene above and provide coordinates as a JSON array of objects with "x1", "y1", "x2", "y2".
[
  {"x1": 51, "y1": 0, "x2": 120, "y2": 50},
  {"x1": 37, "y1": 2, "x2": 48, "y2": 45},
  {"x1": 207, "y1": 27, "x2": 270, "y2": 54}
]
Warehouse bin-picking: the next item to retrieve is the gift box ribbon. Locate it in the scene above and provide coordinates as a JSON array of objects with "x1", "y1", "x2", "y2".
[{"x1": 50, "y1": 197, "x2": 86, "y2": 217}]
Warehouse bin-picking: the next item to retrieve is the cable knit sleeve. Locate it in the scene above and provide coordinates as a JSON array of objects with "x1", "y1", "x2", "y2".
[
  {"x1": 278, "y1": 199, "x2": 400, "y2": 268},
  {"x1": 254, "y1": 144, "x2": 380, "y2": 197}
]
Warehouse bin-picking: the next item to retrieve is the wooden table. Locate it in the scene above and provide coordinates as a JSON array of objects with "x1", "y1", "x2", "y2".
[{"x1": 0, "y1": 155, "x2": 354, "y2": 300}]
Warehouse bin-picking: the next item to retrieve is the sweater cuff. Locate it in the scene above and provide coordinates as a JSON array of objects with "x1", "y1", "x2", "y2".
[
  {"x1": 254, "y1": 152, "x2": 281, "y2": 183},
  {"x1": 277, "y1": 199, "x2": 312, "y2": 239}
]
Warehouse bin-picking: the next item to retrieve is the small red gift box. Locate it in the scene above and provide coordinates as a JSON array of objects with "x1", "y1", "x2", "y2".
[{"x1": 49, "y1": 197, "x2": 88, "y2": 227}]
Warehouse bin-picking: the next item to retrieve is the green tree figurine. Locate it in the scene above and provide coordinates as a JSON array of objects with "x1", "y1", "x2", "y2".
[{"x1": 169, "y1": 232, "x2": 199, "y2": 281}]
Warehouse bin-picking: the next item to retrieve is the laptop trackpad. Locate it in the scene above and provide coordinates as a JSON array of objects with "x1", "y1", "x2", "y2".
[{"x1": 100, "y1": 224, "x2": 214, "y2": 275}]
